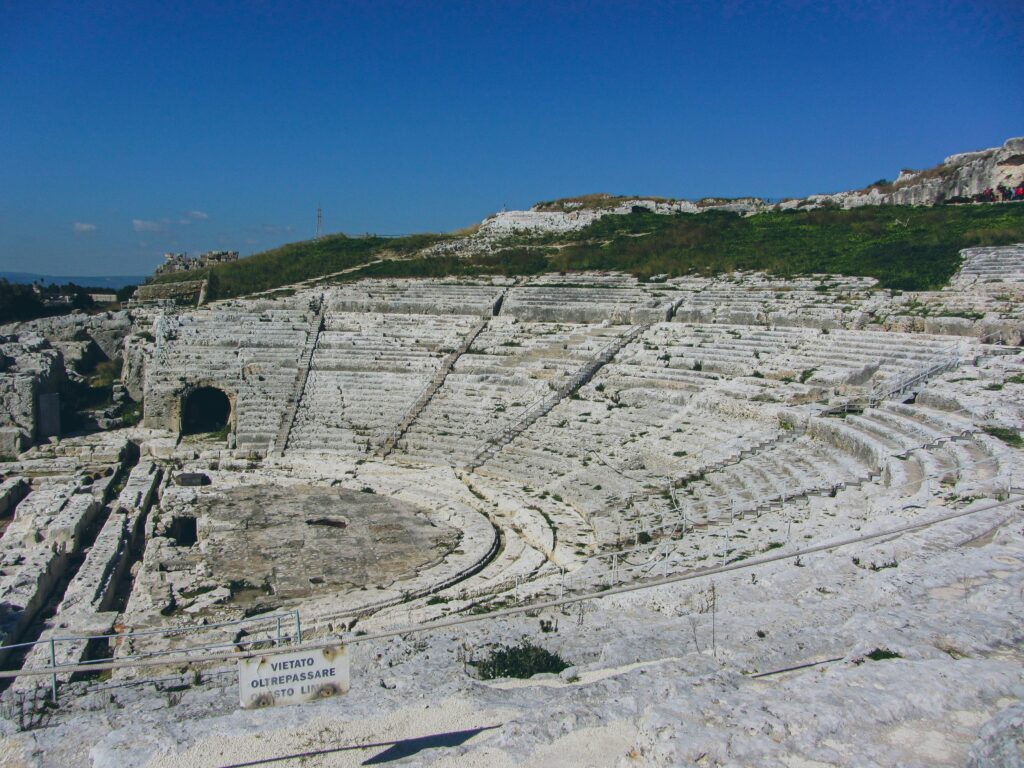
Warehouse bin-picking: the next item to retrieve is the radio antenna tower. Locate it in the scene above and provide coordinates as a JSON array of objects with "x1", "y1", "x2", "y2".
[{"x1": 315, "y1": 206, "x2": 323, "y2": 239}]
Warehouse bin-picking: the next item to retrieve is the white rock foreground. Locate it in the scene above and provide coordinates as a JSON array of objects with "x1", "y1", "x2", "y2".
[{"x1": 0, "y1": 499, "x2": 1017, "y2": 767}]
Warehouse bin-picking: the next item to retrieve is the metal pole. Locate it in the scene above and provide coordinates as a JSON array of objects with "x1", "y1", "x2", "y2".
[
  {"x1": 1, "y1": 492, "x2": 1020, "y2": 683},
  {"x1": 276, "y1": 616, "x2": 282, "y2": 646},
  {"x1": 49, "y1": 638, "x2": 58, "y2": 703},
  {"x1": 295, "y1": 611, "x2": 302, "y2": 644}
]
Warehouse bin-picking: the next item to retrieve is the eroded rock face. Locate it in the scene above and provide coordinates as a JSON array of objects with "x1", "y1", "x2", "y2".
[
  {"x1": 168, "y1": 484, "x2": 460, "y2": 609},
  {"x1": 463, "y1": 138, "x2": 1022, "y2": 234},
  {"x1": 0, "y1": 335, "x2": 65, "y2": 451},
  {"x1": 967, "y1": 703, "x2": 1024, "y2": 768},
  {"x1": 806, "y1": 136, "x2": 1024, "y2": 209},
  {"x1": 478, "y1": 197, "x2": 765, "y2": 236},
  {"x1": 1, "y1": 311, "x2": 132, "y2": 364}
]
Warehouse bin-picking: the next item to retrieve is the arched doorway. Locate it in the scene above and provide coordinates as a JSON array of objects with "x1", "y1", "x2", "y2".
[{"x1": 181, "y1": 386, "x2": 231, "y2": 435}]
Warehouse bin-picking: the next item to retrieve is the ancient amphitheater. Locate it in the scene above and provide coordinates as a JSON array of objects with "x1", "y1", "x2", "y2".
[{"x1": 1, "y1": 245, "x2": 1023, "y2": 766}]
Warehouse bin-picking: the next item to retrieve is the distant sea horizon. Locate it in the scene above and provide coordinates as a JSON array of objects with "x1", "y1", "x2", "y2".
[{"x1": 0, "y1": 271, "x2": 145, "y2": 289}]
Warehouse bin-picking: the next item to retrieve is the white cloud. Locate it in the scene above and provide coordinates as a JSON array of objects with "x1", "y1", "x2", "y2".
[
  {"x1": 179, "y1": 210, "x2": 209, "y2": 225},
  {"x1": 132, "y1": 218, "x2": 164, "y2": 233},
  {"x1": 73, "y1": 221, "x2": 97, "y2": 233}
]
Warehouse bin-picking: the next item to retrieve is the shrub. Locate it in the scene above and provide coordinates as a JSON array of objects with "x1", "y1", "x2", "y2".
[
  {"x1": 866, "y1": 648, "x2": 902, "y2": 661},
  {"x1": 983, "y1": 426, "x2": 1022, "y2": 448},
  {"x1": 472, "y1": 641, "x2": 570, "y2": 680}
]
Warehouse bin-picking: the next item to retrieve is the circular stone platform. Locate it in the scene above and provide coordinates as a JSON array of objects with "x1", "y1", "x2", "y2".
[{"x1": 193, "y1": 484, "x2": 460, "y2": 607}]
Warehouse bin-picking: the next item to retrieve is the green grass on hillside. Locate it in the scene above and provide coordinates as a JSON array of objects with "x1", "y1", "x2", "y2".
[
  {"x1": 155, "y1": 203, "x2": 1024, "y2": 299},
  {"x1": 153, "y1": 232, "x2": 448, "y2": 300},
  {"x1": 332, "y1": 246, "x2": 552, "y2": 282},
  {"x1": 543, "y1": 203, "x2": 1024, "y2": 289}
]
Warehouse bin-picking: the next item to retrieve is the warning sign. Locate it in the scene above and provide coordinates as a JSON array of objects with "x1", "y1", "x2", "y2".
[{"x1": 238, "y1": 645, "x2": 349, "y2": 709}]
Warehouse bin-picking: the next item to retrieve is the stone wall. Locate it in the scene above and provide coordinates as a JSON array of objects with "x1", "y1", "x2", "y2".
[
  {"x1": 133, "y1": 280, "x2": 207, "y2": 306},
  {"x1": 0, "y1": 335, "x2": 65, "y2": 454},
  {"x1": 142, "y1": 307, "x2": 311, "y2": 451},
  {"x1": 0, "y1": 311, "x2": 133, "y2": 373}
]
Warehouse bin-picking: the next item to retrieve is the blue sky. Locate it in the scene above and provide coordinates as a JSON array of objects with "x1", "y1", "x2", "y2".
[{"x1": 1, "y1": 1, "x2": 1022, "y2": 276}]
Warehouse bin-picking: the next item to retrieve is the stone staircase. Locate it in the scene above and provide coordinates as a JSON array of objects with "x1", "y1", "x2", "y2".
[
  {"x1": 867, "y1": 346, "x2": 963, "y2": 406},
  {"x1": 269, "y1": 298, "x2": 325, "y2": 457},
  {"x1": 674, "y1": 427, "x2": 805, "y2": 487},
  {"x1": 468, "y1": 323, "x2": 650, "y2": 469},
  {"x1": 378, "y1": 318, "x2": 490, "y2": 458}
]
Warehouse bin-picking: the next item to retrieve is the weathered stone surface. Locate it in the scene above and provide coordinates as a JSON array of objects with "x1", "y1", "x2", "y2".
[
  {"x1": 1, "y1": 311, "x2": 132, "y2": 365},
  {"x1": 795, "y1": 136, "x2": 1024, "y2": 209},
  {"x1": 967, "y1": 703, "x2": 1024, "y2": 768},
  {"x1": 0, "y1": 335, "x2": 65, "y2": 449},
  {"x1": 174, "y1": 472, "x2": 210, "y2": 486},
  {"x1": 132, "y1": 279, "x2": 207, "y2": 305},
  {"x1": 155, "y1": 483, "x2": 459, "y2": 613},
  {"x1": 2, "y1": 245, "x2": 1024, "y2": 766},
  {"x1": 478, "y1": 196, "x2": 764, "y2": 235}
]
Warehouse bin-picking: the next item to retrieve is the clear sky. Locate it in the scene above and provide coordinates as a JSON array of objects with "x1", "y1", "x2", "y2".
[{"x1": 1, "y1": 1, "x2": 1022, "y2": 276}]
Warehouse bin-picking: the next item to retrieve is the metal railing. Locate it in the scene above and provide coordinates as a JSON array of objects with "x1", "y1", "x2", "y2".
[
  {"x1": 3, "y1": 491, "x2": 1020, "y2": 688},
  {"x1": 1, "y1": 609, "x2": 303, "y2": 703},
  {"x1": 0, "y1": 391, "x2": 1014, "y2": 697},
  {"x1": 868, "y1": 347, "x2": 962, "y2": 406}
]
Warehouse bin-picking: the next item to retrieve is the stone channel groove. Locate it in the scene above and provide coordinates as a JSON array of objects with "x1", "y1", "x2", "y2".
[{"x1": 270, "y1": 295, "x2": 325, "y2": 456}]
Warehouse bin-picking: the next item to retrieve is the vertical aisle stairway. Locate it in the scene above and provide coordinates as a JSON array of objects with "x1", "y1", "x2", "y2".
[{"x1": 269, "y1": 295, "x2": 324, "y2": 457}]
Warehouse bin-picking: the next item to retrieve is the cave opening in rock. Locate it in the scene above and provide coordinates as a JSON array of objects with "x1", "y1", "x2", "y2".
[
  {"x1": 181, "y1": 386, "x2": 230, "y2": 436},
  {"x1": 168, "y1": 516, "x2": 198, "y2": 546}
]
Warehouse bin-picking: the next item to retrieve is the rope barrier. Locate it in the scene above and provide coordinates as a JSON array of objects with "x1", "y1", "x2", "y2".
[{"x1": 2, "y1": 491, "x2": 1019, "y2": 680}]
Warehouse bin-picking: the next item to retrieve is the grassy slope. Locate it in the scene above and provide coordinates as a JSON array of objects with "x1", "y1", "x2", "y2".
[
  {"x1": 155, "y1": 204, "x2": 1024, "y2": 299},
  {"x1": 545, "y1": 204, "x2": 1024, "y2": 289},
  {"x1": 152, "y1": 232, "x2": 448, "y2": 299}
]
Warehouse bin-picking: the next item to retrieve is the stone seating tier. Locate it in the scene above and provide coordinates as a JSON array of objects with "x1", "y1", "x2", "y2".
[
  {"x1": 286, "y1": 312, "x2": 482, "y2": 454},
  {"x1": 324, "y1": 282, "x2": 505, "y2": 317},
  {"x1": 953, "y1": 245, "x2": 1024, "y2": 285},
  {"x1": 288, "y1": 371, "x2": 429, "y2": 452},
  {"x1": 500, "y1": 286, "x2": 672, "y2": 323},
  {"x1": 396, "y1": 322, "x2": 633, "y2": 465}
]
